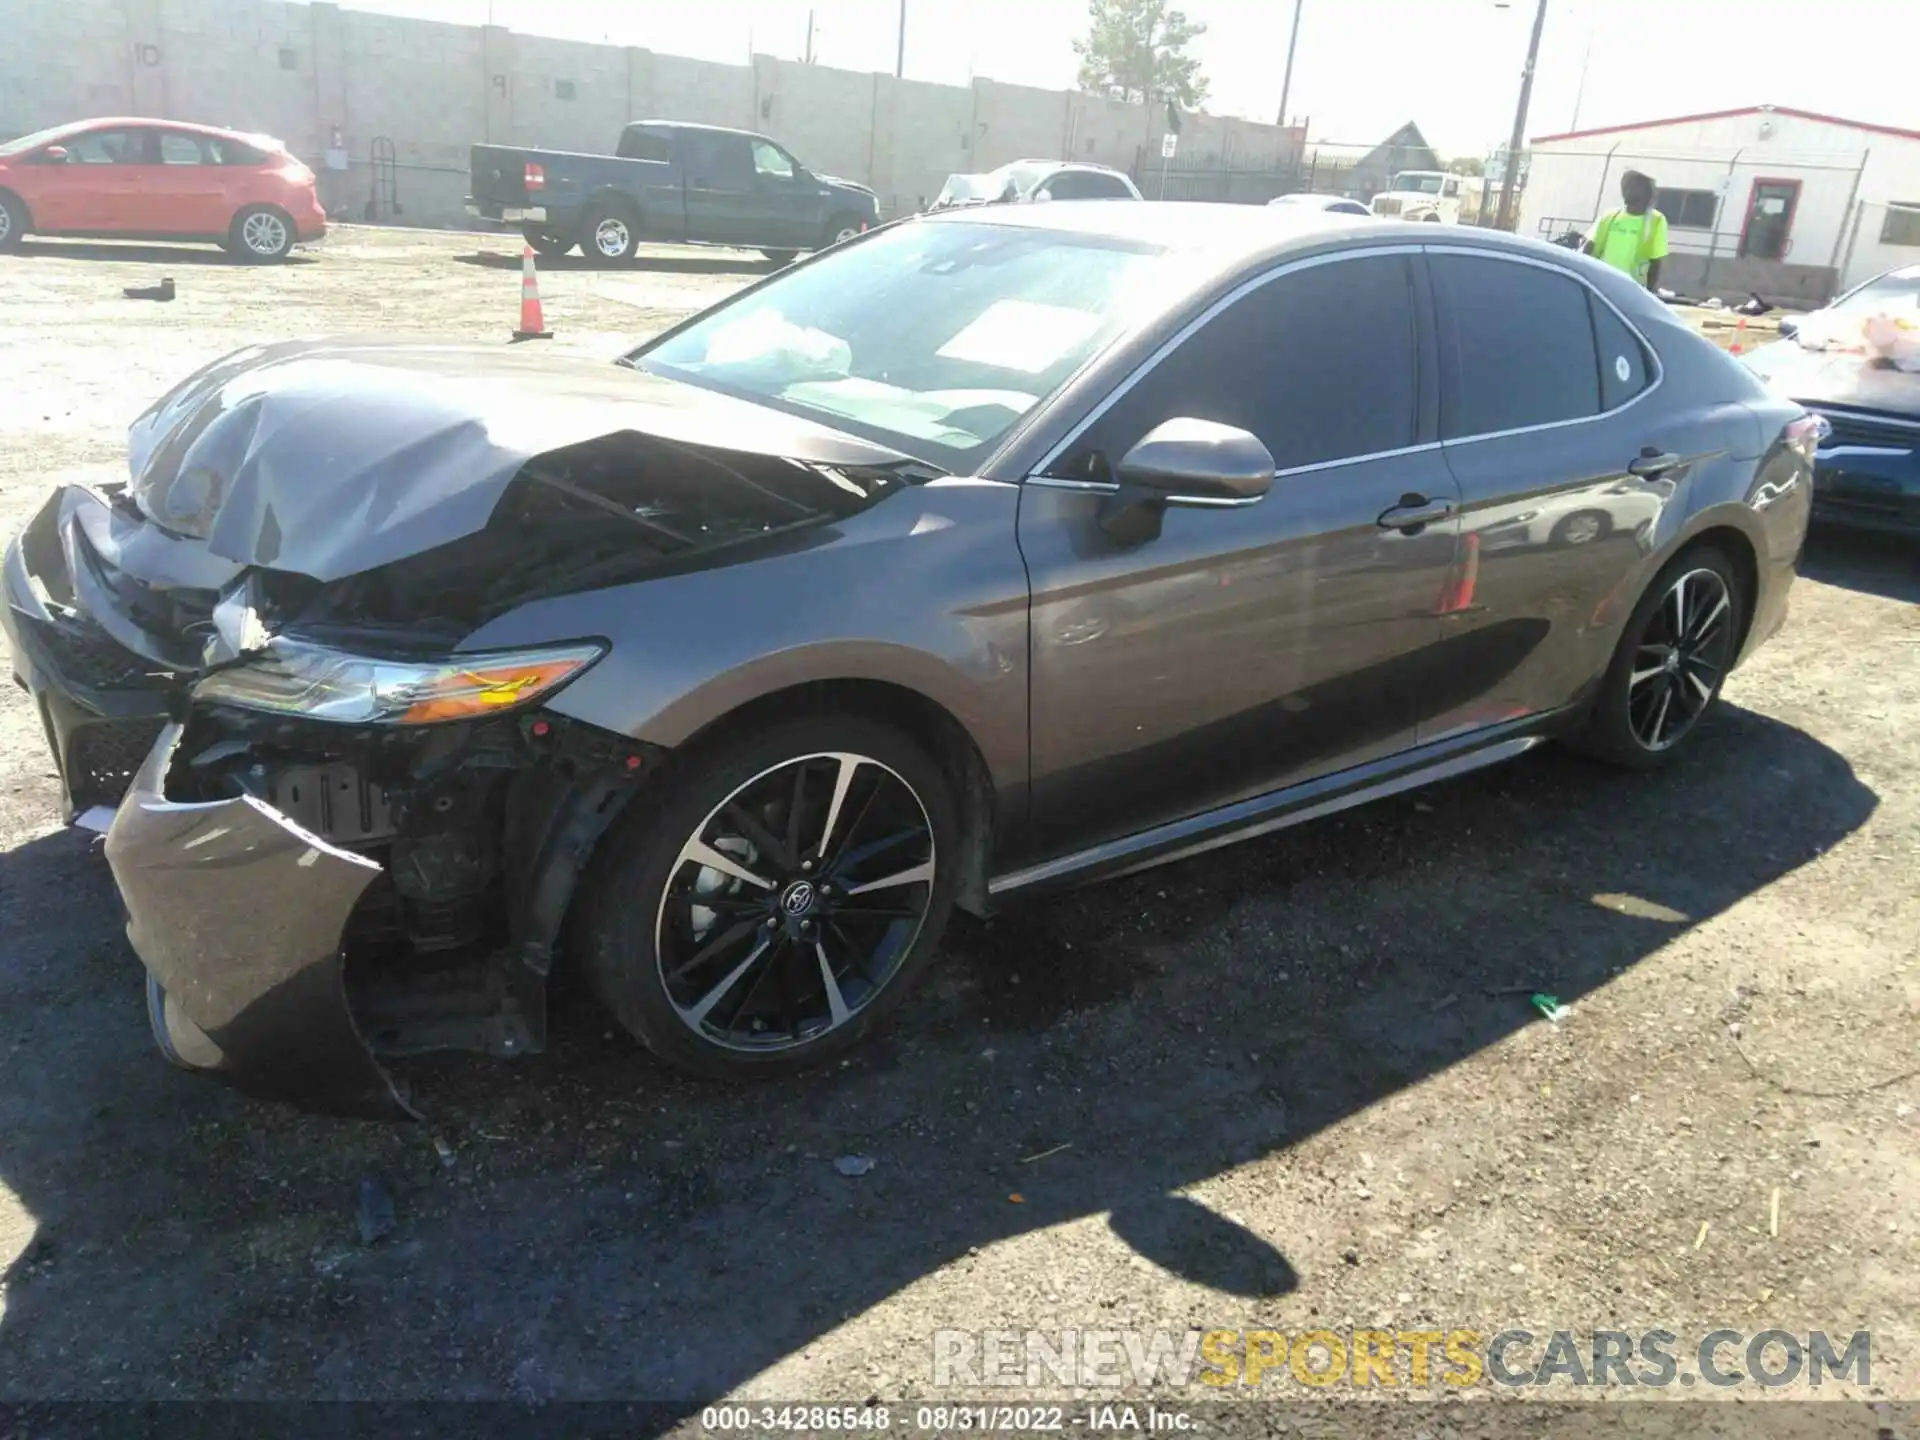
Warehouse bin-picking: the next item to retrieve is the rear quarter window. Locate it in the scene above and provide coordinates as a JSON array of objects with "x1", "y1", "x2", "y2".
[
  {"x1": 618, "y1": 126, "x2": 674, "y2": 163},
  {"x1": 1590, "y1": 291, "x2": 1655, "y2": 410},
  {"x1": 208, "y1": 137, "x2": 271, "y2": 165}
]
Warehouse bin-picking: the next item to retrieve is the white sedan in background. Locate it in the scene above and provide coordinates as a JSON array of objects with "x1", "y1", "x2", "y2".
[{"x1": 1268, "y1": 192, "x2": 1373, "y2": 216}]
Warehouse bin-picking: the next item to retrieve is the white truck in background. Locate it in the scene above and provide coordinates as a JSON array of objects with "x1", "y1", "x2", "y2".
[{"x1": 1369, "y1": 170, "x2": 1491, "y2": 224}]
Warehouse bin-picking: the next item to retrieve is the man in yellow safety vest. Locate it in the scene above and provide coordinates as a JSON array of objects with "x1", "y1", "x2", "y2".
[{"x1": 1587, "y1": 170, "x2": 1669, "y2": 292}]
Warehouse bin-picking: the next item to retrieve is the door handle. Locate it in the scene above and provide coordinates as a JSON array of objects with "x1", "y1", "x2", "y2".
[
  {"x1": 1376, "y1": 494, "x2": 1455, "y2": 531},
  {"x1": 1628, "y1": 449, "x2": 1683, "y2": 478}
]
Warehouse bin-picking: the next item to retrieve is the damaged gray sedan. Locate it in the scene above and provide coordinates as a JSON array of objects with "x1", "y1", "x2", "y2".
[{"x1": 4, "y1": 204, "x2": 1814, "y2": 1117}]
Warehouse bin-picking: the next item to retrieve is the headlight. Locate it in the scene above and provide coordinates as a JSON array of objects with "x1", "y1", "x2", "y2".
[{"x1": 193, "y1": 639, "x2": 605, "y2": 725}]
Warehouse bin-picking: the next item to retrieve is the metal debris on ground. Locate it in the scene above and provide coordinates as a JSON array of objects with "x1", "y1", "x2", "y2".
[
  {"x1": 833, "y1": 1155, "x2": 875, "y2": 1177},
  {"x1": 122, "y1": 279, "x2": 175, "y2": 301},
  {"x1": 1018, "y1": 1143, "x2": 1072, "y2": 1164},
  {"x1": 1531, "y1": 993, "x2": 1568, "y2": 1025},
  {"x1": 356, "y1": 1173, "x2": 397, "y2": 1244}
]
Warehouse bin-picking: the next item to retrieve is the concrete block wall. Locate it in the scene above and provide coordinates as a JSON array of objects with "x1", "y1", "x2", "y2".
[{"x1": 3, "y1": 0, "x2": 1310, "y2": 229}]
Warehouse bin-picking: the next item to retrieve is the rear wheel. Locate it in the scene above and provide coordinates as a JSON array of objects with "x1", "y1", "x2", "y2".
[
  {"x1": 523, "y1": 227, "x2": 574, "y2": 258},
  {"x1": 0, "y1": 189, "x2": 26, "y2": 251},
  {"x1": 1570, "y1": 545, "x2": 1745, "y2": 769},
  {"x1": 579, "y1": 715, "x2": 959, "y2": 1078},
  {"x1": 229, "y1": 204, "x2": 295, "y2": 262},
  {"x1": 581, "y1": 204, "x2": 640, "y2": 264}
]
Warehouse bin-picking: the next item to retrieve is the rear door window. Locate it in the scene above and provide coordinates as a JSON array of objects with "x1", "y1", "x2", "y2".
[
  {"x1": 684, "y1": 132, "x2": 753, "y2": 186},
  {"x1": 1043, "y1": 171, "x2": 1133, "y2": 200},
  {"x1": 158, "y1": 132, "x2": 207, "y2": 165},
  {"x1": 618, "y1": 125, "x2": 674, "y2": 163},
  {"x1": 1431, "y1": 253, "x2": 1600, "y2": 438}
]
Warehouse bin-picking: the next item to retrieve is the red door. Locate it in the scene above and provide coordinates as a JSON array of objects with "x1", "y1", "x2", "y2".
[
  {"x1": 136, "y1": 130, "x2": 229, "y2": 234},
  {"x1": 17, "y1": 126, "x2": 144, "y2": 231}
]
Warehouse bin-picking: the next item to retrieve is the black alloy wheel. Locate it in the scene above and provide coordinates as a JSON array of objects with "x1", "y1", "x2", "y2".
[
  {"x1": 1571, "y1": 545, "x2": 1744, "y2": 768},
  {"x1": 580, "y1": 716, "x2": 957, "y2": 1076}
]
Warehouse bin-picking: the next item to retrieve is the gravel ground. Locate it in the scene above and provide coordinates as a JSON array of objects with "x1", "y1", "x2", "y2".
[{"x1": 0, "y1": 227, "x2": 1914, "y2": 1421}]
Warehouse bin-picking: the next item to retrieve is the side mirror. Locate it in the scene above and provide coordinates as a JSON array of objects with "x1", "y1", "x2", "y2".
[
  {"x1": 1100, "y1": 418, "x2": 1275, "y2": 544},
  {"x1": 40, "y1": 145, "x2": 70, "y2": 163},
  {"x1": 1776, "y1": 315, "x2": 1800, "y2": 339}
]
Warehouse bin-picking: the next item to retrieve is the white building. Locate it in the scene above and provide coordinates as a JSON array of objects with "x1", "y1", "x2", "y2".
[{"x1": 1518, "y1": 105, "x2": 1920, "y2": 304}]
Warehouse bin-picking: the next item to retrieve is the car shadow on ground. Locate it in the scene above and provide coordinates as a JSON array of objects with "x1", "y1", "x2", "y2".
[
  {"x1": 9, "y1": 240, "x2": 318, "y2": 267},
  {"x1": 1798, "y1": 526, "x2": 1920, "y2": 605},
  {"x1": 0, "y1": 704, "x2": 1877, "y2": 1401},
  {"x1": 456, "y1": 248, "x2": 776, "y2": 276}
]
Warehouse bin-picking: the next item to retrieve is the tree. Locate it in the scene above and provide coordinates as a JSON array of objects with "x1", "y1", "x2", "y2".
[
  {"x1": 1073, "y1": 0, "x2": 1210, "y2": 110},
  {"x1": 1446, "y1": 156, "x2": 1485, "y2": 176}
]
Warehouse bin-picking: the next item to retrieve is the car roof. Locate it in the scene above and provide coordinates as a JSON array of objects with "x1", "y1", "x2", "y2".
[
  {"x1": 36, "y1": 116, "x2": 286, "y2": 146},
  {"x1": 919, "y1": 198, "x2": 1553, "y2": 262}
]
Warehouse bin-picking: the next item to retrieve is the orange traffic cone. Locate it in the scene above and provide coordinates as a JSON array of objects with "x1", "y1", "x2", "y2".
[
  {"x1": 1437, "y1": 532, "x2": 1480, "y2": 615},
  {"x1": 512, "y1": 245, "x2": 552, "y2": 341},
  {"x1": 1728, "y1": 314, "x2": 1748, "y2": 356}
]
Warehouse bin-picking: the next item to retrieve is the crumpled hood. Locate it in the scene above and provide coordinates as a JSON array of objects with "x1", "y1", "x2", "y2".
[
  {"x1": 1742, "y1": 338, "x2": 1920, "y2": 416},
  {"x1": 124, "y1": 338, "x2": 911, "y2": 583}
]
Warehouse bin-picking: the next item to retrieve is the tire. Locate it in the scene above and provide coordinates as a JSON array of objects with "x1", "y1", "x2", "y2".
[
  {"x1": 578, "y1": 714, "x2": 961, "y2": 1079},
  {"x1": 1568, "y1": 544, "x2": 1745, "y2": 770},
  {"x1": 580, "y1": 203, "x2": 640, "y2": 264},
  {"x1": 228, "y1": 204, "x2": 296, "y2": 263},
  {"x1": 1549, "y1": 509, "x2": 1610, "y2": 547},
  {"x1": 0, "y1": 189, "x2": 26, "y2": 251},
  {"x1": 760, "y1": 248, "x2": 799, "y2": 266},
  {"x1": 818, "y1": 212, "x2": 865, "y2": 250},
  {"x1": 524, "y1": 227, "x2": 575, "y2": 258}
]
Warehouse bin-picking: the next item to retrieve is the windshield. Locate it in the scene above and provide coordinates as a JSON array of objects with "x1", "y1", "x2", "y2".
[
  {"x1": 988, "y1": 162, "x2": 1050, "y2": 198},
  {"x1": 1390, "y1": 172, "x2": 1446, "y2": 194},
  {"x1": 634, "y1": 221, "x2": 1174, "y2": 465},
  {"x1": 0, "y1": 121, "x2": 87, "y2": 156},
  {"x1": 1828, "y1": 264, "x2": 1920, "y2": 320}
]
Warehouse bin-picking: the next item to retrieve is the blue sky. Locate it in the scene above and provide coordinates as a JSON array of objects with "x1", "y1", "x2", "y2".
[{"x1": 303, "y1": 0, "x2": 1920, "y2": 157}]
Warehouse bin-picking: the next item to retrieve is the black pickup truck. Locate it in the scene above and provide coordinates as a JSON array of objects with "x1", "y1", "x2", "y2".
[{"x1": 467, "y1": 120, "x2": 880, "y2": 264}]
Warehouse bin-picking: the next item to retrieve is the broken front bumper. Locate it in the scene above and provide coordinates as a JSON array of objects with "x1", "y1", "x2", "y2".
[{"x1": 105, "y1": 724, "x2": 416, "y2": 1120}]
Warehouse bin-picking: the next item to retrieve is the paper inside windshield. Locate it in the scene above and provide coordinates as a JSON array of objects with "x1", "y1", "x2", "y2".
[{"x1": 936, "y1": 300, "x2": 1103, "y2": 376}]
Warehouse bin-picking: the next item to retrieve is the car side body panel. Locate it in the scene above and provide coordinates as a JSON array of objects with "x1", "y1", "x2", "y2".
[{"x1": 459, "y1": 479, "x2": 1033, "y2": 839}]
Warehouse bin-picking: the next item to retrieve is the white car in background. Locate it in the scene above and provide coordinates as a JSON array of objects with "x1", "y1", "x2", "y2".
[
  {"x1": 930, "y1": 160, "x2": 1141, "y2": 211},
  {"x1": 1269, "y1": 192, "x2": 1373, "y2": 217}
]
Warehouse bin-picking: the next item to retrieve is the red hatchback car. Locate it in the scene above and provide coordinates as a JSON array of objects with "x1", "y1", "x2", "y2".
[{"x1": 0, "y1": 117, "x2": 327, "y2": 262}]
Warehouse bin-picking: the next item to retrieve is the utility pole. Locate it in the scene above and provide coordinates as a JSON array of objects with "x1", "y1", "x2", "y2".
[
  {"x1": 804, "y1": 10, "x2": 816, "y2": 65},
  {"x1": 896, "y1": 0, "x2": 906, "y2": 77},
  {"x1": 1568, "y1": 29, "x2": 1594, "y2": 131},
  {"x1": 1275, "y1": 0, "x2": 1303, "y2": 129},
  {"x1": 1495, "y1": 0, "x2": 1547, "y2": 232}
]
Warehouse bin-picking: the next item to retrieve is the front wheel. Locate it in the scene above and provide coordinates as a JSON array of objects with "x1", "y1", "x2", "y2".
[
  {"x1": 1568, "y1": 545, "x2": 1745, "y2": 769},
  {"x1": 578, "y1": 716, "x2": 960, "y2": 1078},
  {"x1": 819, "y1": 213, "x2": 866, "y2": 250},
  {"x1": 229, "y1": 204, "x2": 295, "y2": 262},
  {"x1": 0, "y1": 189, "x2": 27, "y2": 251}
]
